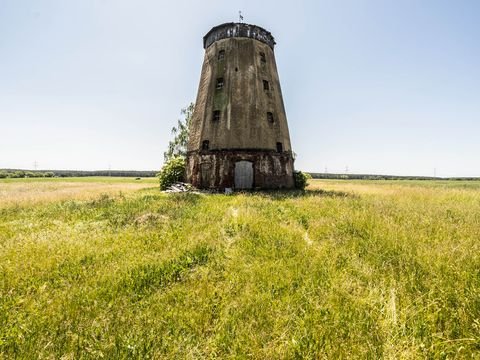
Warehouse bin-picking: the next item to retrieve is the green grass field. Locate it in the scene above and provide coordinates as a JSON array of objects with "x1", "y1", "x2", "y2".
[{"x1": 1, "y1": 178, "x2": 479, "y2": 358}]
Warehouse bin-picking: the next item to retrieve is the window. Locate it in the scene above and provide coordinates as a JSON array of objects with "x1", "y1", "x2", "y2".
[
  {"x1": 202, "y1": 140, "x2": 209, "y2": 150},
  {"x1": 267, "y1": 112, "x2": 274, "y2": 123},
  {"x1": 212, "y1": 110, "x2": 220, "y2": 121},
  {"x1": 276, "y1": 142, "x2": 283, "y2": 152},
  {"x1": 260, "y1": 52, "x2": 266, "y2": 63},
  {"x1": 218, "y1": 50, "x2": 225, "y2": 60},
  {"x1": 263, "y1": 80, "x2": 270, "y2": 91},
  {"x1": 216, "y1": 77, "x2": 224, "y2": 90}
]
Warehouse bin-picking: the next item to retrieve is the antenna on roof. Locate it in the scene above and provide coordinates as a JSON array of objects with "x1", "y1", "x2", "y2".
[{"x1": 239, "y1": 10, "x2": 244, "y2": 23}]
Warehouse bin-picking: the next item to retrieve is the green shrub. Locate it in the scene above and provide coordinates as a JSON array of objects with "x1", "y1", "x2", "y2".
[
  {"x1": 158, "y1": 156, "x2": 186, "y2": 190},
  {"x1": 294, "y1": 170, "x2": 311, "y2": 190}
]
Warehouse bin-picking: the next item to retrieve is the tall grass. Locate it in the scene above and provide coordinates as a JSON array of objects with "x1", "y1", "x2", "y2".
[{"x1": 0, "y1": 178, "x2": 479, "y2": 358}]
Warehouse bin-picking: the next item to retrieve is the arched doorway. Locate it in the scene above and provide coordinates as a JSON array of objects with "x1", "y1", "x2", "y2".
[{"x1": 234, "y1": 161, "x2": 253, "y2": 189}]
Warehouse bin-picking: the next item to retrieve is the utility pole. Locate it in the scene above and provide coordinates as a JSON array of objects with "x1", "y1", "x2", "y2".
[{"x1": 33, "y1": 161, "x2": 38, "y2": 171}]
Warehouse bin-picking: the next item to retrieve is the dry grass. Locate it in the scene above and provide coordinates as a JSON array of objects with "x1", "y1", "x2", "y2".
[
  {"x1": 0, "y1": 177, "x2": 156, "y2": 208},
  {"x1": 309, "y1": 178, "x2": 480, "y2": 196}
]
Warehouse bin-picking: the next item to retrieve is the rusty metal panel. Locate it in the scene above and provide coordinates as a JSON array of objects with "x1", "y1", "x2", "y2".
[
  {"x1": 200, "y1": 163, "x2": 212, "y2": 188},
  {"x1": 235, "y1": 161, "x2": 253, "y2": 189},
  {"x1": 203, "y1": 23, "x2": 276, "y2": 50}
]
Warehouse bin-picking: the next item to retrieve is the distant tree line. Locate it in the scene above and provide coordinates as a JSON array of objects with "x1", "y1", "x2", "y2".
[
  {"x1": 0, "y1": 170, "x2": 55, "y2": 178},
  {"x1": 308, "y1": 173, "x2": 480, "y2": 181},
  {"x1": 2, "y1": 168, "x2": 477, "y2": 181},
  {"x1": 0, "y1": 169, "x2": 157, "y2": 178}
]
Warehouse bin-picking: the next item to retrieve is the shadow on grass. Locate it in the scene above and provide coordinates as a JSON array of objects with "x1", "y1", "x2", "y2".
[
  {"x1": 166, "y1": 192, "x2": 203, "y2": 204},
  {"x1": 241, "y1": 188, "x2": 353, "y2": 200},
  {"x1": 138, "y1": 186, "x2": 164, "y2": 192},
  {"x1": 149, "y1": 187, "x2": 352, "y2": 200},
  {"x1": 141, "y1": 188, "x2": 203, "y2": 204}
]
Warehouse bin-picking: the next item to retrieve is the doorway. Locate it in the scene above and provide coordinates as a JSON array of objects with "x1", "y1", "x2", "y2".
[
  {"x1": 200, "y1": 163, "x2": 212, "y2": 188},
  {"x1": 234, "y1": 161, "x2": 253, "y2": 189}
]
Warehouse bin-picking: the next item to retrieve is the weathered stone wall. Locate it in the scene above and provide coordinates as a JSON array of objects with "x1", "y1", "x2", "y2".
[
  {"x1": 186, "y1": 150, "x2": 294, "y2": 190},
  {"x1": 187, "y1": 22, "x2": 295, "y2": 189},
  {"x1": 188, "y1": 36, "x2": 292, "y2": 153}
]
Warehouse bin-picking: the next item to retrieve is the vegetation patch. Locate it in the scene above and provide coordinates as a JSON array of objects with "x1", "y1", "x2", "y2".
[
  {"x1": 0, "y1": 177, "x2": 479, "y2": 358},
  {"x1": 116, "y1": 245, "x2": 212, "y2": 299}
]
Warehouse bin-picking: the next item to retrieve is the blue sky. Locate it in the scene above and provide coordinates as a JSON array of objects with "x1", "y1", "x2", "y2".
[{"x1": 1, "y1": 0, "x2": 479, "y2": 176}]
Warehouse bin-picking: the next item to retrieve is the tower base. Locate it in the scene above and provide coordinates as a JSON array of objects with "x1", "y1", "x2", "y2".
[{"x1": 186, "y1": 150, "x2": 294, "y2": 190}]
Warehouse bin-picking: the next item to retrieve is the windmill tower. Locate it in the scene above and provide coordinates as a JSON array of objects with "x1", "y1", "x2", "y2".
[{"x1": 186, "y1": 22, "x2": 295, "y2": 190}]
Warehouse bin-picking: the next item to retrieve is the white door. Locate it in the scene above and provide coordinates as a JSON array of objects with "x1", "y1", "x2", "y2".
[{"x1": 234, "y1": 161, "x2": 253, "y2": 189}]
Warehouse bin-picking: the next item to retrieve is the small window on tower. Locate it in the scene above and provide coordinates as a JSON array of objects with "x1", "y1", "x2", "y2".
[
  {"x1": 267, "y1": 112, "x2": 274, "y2": 123},
  {"x1": 202, "y1": 140, "x2": 210, "y2": 150},
  {"x1": 260, "y1": 52, "x2": 266, "y2": 63},
  {"x1": 263, "y1": 80, "x2": 270, "y2": 91},
  {"x1": 218, "y1": 50, "x2": 225, "y2": 60},
  {"x1": 216, "y1": 78, "x2": 224, "y2": 90},
  {"x1": 276, "y1": 142, "x2": 283, "y2": 152},
  {"x1": 212, "y1": 110, "x2": 220, "y2": 121}
]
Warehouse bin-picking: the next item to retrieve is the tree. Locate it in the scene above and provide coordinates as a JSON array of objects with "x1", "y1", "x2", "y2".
[
  {"x1": 164, "y1": 103, "x2": 194, "y2": 162},
  {"x1": 157, "y1": 156, "x2": 186, "y2": 190},
  {"x1": 294, "y1": 171, "x2": 311, "y2": 190}
]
